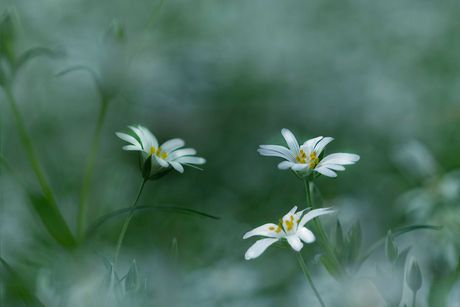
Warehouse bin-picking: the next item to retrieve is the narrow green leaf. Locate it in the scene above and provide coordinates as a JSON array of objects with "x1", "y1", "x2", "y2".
[
  {"x1": 86, "y1": 204, "x2": 219, "y2": 238},
  {"x1": 385, "y1": 230, "x2": 399, "y2": 264},
  {"x1": 171, "y1": 238, "x2": 179, "y2": 265},
  {"x1": 320, "y1": 253, "x2": 343, "y2": 283},
  {"x1": 0, "y1": 257, "x2": 46, "y2": 307},
  {"x1": 347, "y1": 219, "x2": 362, "y2": 264},
  {"x1": 28, "y1": 191, "x2": 76, "y2": 248},
  {"x1": 125, "y1": 260, "x2": 139, "y2": 293},
  {"x1": 95, "y1": 251, "x2": 112, "y2": 270}
]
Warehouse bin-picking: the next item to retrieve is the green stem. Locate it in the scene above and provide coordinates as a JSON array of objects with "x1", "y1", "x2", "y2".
[
  {"x1": 412, "y1": 291, "x2": 417, "y2": 307},
  {"x1": 5, "y1": 87, "x2": 57, "y2": 210},
  {"x1": 76, "y1": 100, "x2": 109, "y2": 244},
  {"x1": 296, "y1": 252, "x2": 326, "y2": 307},
  {"x1": 112, "y1": 179, "x2": 147, "y2": 267},
  {"x1": 304, "y1": 180, "x2": 348, "y2": 282}
]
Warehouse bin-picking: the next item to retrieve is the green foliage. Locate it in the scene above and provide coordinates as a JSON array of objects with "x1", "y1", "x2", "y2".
[{"x1": 385, "y1": 230, "x2": 399, "y2": 264}]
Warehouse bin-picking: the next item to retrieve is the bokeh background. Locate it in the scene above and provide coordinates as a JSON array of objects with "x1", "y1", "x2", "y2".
[{"x1": 1, "y1": 0, "x2": 460, "y2": 306}]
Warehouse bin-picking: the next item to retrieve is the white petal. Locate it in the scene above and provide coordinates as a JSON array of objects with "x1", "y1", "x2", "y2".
[
  {"x1": 314, "y1": 167, "x2": 337, "y2": 177},
  {"x1": 258, "y1": 145, "x2": 296, "y2": 161},
  {"x1": 319, "y1": 164, "x2": 345, "y2": 171},
  {"x1": 169, "y1": 161, "x2": 184, "y2": 173},
  {"x1": 155, "y1": 156, "x2": 169, "y2": 168},
  {"x1": 116, "y1": 132, "x2": 142, "y2": 148},
  {"x1": 297, "y1": 227, "x2": 316, "y2": 243},
  {"x1": 299, "y1": 207, "x2": 336, "y2": 229},
  {"x1": 245, "y1": 238, "x2": 278, "y2": 260},
  {"x1": 314, "y1": 137, "x2": 334, "y2": 155},
  {"x1": 291, "y1": 163, "x2": 308, "y2": 171},
  {"x1": 302, "y1": 136, "x2": 323, "y2": 153},
  {"x1": 176, "y1": 156, "x2": 206, "y2": 165},
  {"x1": 128, "y1": 126, "x2": 149, "y2": 149},
  {"x1": 243, "y1": 223, "x2": 285, "y2": 239},
  {"x1": 281, "y1": 129, "x2": 300, "y2": 155},
  {"x1": 138, "y1": 125, "x2": 159, "y2": 149},
  {"x1": 122, "y1": 145, "x2": 143, "y2": 151},
  {"x1": 169, "y1": 148, "x2": 197, "y2": 160},
  {"x1": 319, "y1": 153, "x2": 360, "y2": 165},
  {"x1": 286, "y1": 236, "x2": 304, "y2": 251},
  {"x1": 282, "y1": 206, "x2": 298, "y2": 222},
  {"x1": 161, "y1": 138, "x2": 185, "y2": 153},
  {"x1": 278, "y1": 161, "x2": 294, "y2": 170}
]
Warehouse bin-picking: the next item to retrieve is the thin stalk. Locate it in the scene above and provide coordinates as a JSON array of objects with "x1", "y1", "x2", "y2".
[
  {"x1": 296, "y1": 252, "x2": 326, "y2": 307},
  {"x1": 412, "y1": 291, "x2": 417, "y2": 307},
  {"x1": 76, "y1": 99, "x2": 109, "y2": 244},
  {"x1": 112, "y1": 179, "x2": 147, "y2": 267},
  {"x1": 5, "y1": 87, "x2": 57, "y2": 210},
  {"x1": 304, "y1": 180, "x2": 347, "y2": 282}
]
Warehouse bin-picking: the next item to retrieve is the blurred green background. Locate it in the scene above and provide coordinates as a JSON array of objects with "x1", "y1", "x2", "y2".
[{"x1": 1, "y1": 0, "x2": 460, "y2": 306}]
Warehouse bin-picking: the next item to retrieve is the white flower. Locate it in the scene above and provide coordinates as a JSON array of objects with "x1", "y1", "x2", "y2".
[
  {"x1": 243, "y1": 206, "x2": 335, "y2": 260},
  {"x1": 116, "y1": 125, "x2": 206, "y2": 178},
  {"x1": 258, "y1": 128, "x2": 360, "y2": 179}
]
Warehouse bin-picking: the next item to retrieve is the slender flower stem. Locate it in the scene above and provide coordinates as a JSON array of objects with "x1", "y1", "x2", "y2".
[
  {"x1": 112, "y1": 179, "x2": 147, "y2": 267},
  {"x1": 412, "y1": 291, "x2": 417, "y2": 307},
  {"x1": 5, "y1": 87, "x2": 57, "y2": 209},
  {"x1": 304, "y1": 180, "x2": 347, "y2": 282},
  {"x1": 296, "y1": 252, "x2": 326, "y2": 307},
  {"x1": 76, "y1": 99, "x2": 109, "y2": 244}
]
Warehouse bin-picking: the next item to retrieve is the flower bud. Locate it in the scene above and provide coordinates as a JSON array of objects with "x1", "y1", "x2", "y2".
[
  {"x1": 406, "y1": 257, "x2": 422, "y2": 293},
  {"x1": 0, "y1": 8, "x2": 19, "y2": 64},
  {"x1": 385, "y1": 230, "x2": 398, "y2": 264}
]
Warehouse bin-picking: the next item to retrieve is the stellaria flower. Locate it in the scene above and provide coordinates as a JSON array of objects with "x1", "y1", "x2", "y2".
[
  {"x1": 116, "y1": 125, "x2": 206, "y2": 179},
  {"x1": 243, "y1": 206, "x2": 335, "y2": 260},
  {"x1": 258, "y1": 129, "x2": 360, "y2": 179}
]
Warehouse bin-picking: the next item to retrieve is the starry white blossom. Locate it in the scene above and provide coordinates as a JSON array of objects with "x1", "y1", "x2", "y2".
[
  {"x1": 116, "y1": 125, "x2": 206, "y2": 179},
  {"x1": 243, "y1": 206, "x2": 335, "y2": 260},
  {"x1": 258, "y1": 129, "x2": 360, "y2": 179}
]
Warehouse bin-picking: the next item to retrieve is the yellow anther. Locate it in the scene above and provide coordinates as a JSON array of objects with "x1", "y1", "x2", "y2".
[
  {"x1": 161, "y1": 152, "x2": 168, "y2": 159},
  {"x1": 301, "y1": 152, "x2": 307, "y2": 159},
  {"x1": 156, "y1": 147, "x2": 162, "y2": 156},
  {"x1": 290, "y1": 215, "x2": 294, "y2": 221},
  {"x1": 300, "y1": 149, "x2": 304, "y2": 154},
  {"x1": 309, "y1": 162, "x2": 315, "y2": 169},
  {"x1": 314, "y1": 157, "x2": 319, "y2": 164},
  {"x1": 312, "y1": 151, "x2": 317, "y2": 157},
  {"x1": 275, "y1": 225, "x2": 282, "y2": 233},
  {"x1": 269, "y1": 227, "x2": 275, "y2": 230},
  {"x1": 149, "y1": 146, "x2": 156, "y2": 155},
  {"x1": 296, "y1": 220, "x2": 300, "y2": 223},
  {"x1": 296, "y1": 156, "x2": 301, "y2": 162},
  {"x1": 301, "y1": 159, "x2": 306, "y2": 164}
]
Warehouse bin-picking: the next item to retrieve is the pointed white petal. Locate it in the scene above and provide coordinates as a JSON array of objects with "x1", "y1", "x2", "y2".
[
  {"x1": 297, "y1": 227, "x2": 316, "y2": 243},
  {"x1": 291, "y1": 163, "x2": 308, "y2": 171},
  {"x1": 314, "y1": 137, "x2": 334, "y2": 155},
  {"x1": 286, "y1": 236, "x2": 304, "y2": 251},
  {"x1": 258, "y1": 145, "x2": 296, "y2": 161},
  {"x1": 245, "y1": 238, "x2": 279, "y2": 260},
  {"x1": 138, "y1": 125, "x2": 159, "y2": 149},
  {"x1": 278, "y1": 161, "x2": 294, "y2": 170},
  {"x1": 319, "y1": 164, "x2": 345, "y2": 171},
  {"x1": 243, "y1": 223, "x2": 286, "y2": 239},
  {"x1": 299, "y1": 207, "x2": 336, "y2": 229},
  {"x1": 116, "y1": 132, "x2": 142, "y2": 148},
  {"x1": 169, "y1": 161, "x2": 184, "y2": 173},
  {"x1": 155, "y1": 156, "x2": 169, "y2": 168},
  {"x1": 281, "y1": 129, "x2": 300, "y2": 155},
  {"x1": 176, "y1": 156, "x2": 206, "y2": 165},
  {"x1": 161, "y1": 138, "x2": 185, "y2": 153},
  {"x1": 319, "y1": 153, "x2": 360, "y2": 165},
  {"x1": 169, "y1": 148, "x2": 197, "y2": 160},
  {"x1": 302, "y1": 136, "x2": 323, "y2": 153},
  {"x1": 282, "y1": 206, "x2": 298, "y2": 223},
  {"x1": 128, "y1": 126, "x2": 149, "y2": 150},
  {"x1": 315, "y1": 167, "x2": 338, "y2": 177},
  {"x1": 122, "y1": 145, "x2": 143, "y2": 151}
]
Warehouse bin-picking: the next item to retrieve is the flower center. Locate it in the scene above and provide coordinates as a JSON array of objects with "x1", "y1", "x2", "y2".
[
  {"x1": 148, "y1": 146, "x2": 168, "y2": 159},
  {"x1": 296, "y1": 150, "x2": 319, "y2": 169}
]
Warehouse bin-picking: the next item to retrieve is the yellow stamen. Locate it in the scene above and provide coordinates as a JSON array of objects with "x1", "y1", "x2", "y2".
[
  {"x1": 300, "y1": 149, "x2": 304, "y2": 154},
  {"x1": 296, "y1": 156, "x2": 301, "y2": 162},
  {"x1": 312, "y1": 151, "x2": 316, "y2": 156},
  {"x1": 309, "y1": 162, "x2": 315, "y2": 169},
  {"x1": 314, "y1": 157, "x2": 319, "y2": 164},
  {"x1": 269, "y1": 227, "x2": 275, "y2": 230},
  {"x1": 161, "y1": 152, "x2": 168, "y2": 159},
  {"x1": 290, "y1": 215, "x2": 294, "y2": 221},
  {"x1": 156, "y1": 147, "x2": 162, "y2": 156},
  {"x1": 301, "y1": 159, "x2": 306, "y2": 164},
  {"x1": 149, "y1": 146, "x2": 156, "y2": 155},
  {"x1": 275, "y1": 225, "x2": 282, "y2": 233},
  {"x1": 296, "y1": 220, "x2": 300, "y2": 223},
  {"x1": 301, "y1": 152, "x2": 307, "y2": 159},
  {"x1": 279, "y1": 219, "x2": 283, "y2": 224}
]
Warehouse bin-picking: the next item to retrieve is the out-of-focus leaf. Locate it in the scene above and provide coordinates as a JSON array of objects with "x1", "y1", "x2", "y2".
[
  {"x1": 385, "y1": 230, "x2": 399, "y2": 264},
  {"x1": 141, "y1": 155, "x2": 152, "y2": 180},
  {"x1": 15, "y1": 47, "x2": 64, "y2": 72},
  {"x1": 86, "y1": 204, "x2": 219, "y2": 238},
  {"x1": 95, "y1": 251, "x2": 112, "y2": 271},
  {"x1": 359, "y1": 225, "x2": 441, "y2": 265},
  {"x1": 319, "y1": 253, "x2": 344, "y2": 283},
  {"x1": 149, "y1": 168, "x2": 172, "y2": 181},
  {"x1": 125, "y1": 260, "x2": 139, "y2": 294},
  {"x1": 428, "y1": 264, "x2": 460, "y2": 307},
  {"x1": 0, "y1": 257, "x2": 46, "y2": 307},
  {"x1": 312, "y1": 253, "x2": 326, "y2": 265},
  {"x1": 347, "y1": 220, "x2": 361, "y2": 264},
  {"x1": 28, "y1": 191, "x2": 76, "y2": 248},
  {"x1": 406, "y1": 257, "x2": 422, "y2": 293},
  {"x1": 171, "y1": 238, "x2": 179, "y2": 265},
  {"x1": 309, "y1": 181, "x2": 324, "y2": 209},
  {"x1": 55, "y1": 65, "x2": 103, "y2": 95},
  {"x1": 100, "y1": 264, "x2": 114, "y2": 302}
]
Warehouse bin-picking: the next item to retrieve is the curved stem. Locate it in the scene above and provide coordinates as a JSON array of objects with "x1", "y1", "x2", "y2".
[
  {"x1": 76, "y1": 100, "x2": 109, "y2": 244},
  {"x1": 304, "y1": 180, "x2": 348, "y2": 282},
  {"x1": 112, "y1": 179, "x2": 147, "y2": 267},
  {"x1": 5, "y1": 87, "x2": 57, "y2": 209},
  {"x1": 296, "y1": 252, "x2": 326, "y2": 307}
]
